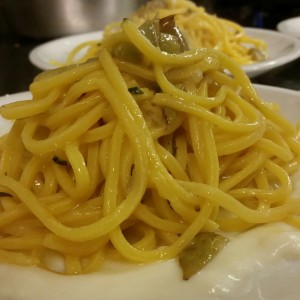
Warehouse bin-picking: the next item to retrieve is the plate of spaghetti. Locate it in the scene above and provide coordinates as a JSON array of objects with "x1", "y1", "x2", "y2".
[
  {"x1": 2, "y1": 12, "x2": 300, "y2": 300},
  {"x1": 29, "y1": 0, "x2": 300, "y2": 77}
]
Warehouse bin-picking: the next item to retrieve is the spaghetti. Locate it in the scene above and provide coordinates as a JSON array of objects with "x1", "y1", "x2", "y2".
[
  {"x1": 0, "y1": 16, "x2": 299, "y2": 275},
  {"x1": 60, "y1": 0, "x2": 267, "y2": 67}
]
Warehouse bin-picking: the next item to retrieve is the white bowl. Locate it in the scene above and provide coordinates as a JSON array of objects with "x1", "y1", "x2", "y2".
[{"x1": 277, "y1": 16, "x2": 300, "y2": 39}]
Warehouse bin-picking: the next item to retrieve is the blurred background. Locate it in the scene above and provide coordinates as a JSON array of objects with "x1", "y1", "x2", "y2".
[
  {"x1": 197, "y1": 0, "x2": 300, "y2": 30},
  {"x1": 0, "y1": 0, "x2": 299, "y2": 95}
]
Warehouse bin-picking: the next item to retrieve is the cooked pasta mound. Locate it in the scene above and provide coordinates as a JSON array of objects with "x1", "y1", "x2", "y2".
[
  {"x1": 62, "y1": 0, "x2": 267, "y2": 67},
  {"x1": 0, "y1": 16, "x2": 299, "y2": 275}
]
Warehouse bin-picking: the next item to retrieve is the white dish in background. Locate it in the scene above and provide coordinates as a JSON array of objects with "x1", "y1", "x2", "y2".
[
  {"x1": 243, "y1": 28, "x2": 300, "y2": 77},
  {"x1": 29, "y1": 28, "x2": 300, "y2": 78},
  {"x1": 0, "y1": 84, "x2": 300, "y2": 300},
  {"x1": 277, "y1": 16, "x2": 300, "y2": 39},
  {"x1": 29, "y1": 31, "x2": 102, "y2": 70}
]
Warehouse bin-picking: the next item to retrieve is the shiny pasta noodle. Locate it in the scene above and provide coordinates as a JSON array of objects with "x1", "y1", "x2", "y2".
[
  {"x1": 0, "y1": 17, "x2": 300, "y2": 275},
  {"x1": 60, "y1": 0, "x2": 267, "y2": 67}
]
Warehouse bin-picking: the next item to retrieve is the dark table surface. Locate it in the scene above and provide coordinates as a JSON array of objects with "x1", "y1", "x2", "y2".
[{"x1": 0, "y1": 3, "x2": 300, "y2": 96}]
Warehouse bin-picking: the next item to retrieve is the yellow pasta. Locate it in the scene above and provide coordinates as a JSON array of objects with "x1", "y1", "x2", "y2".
[
  {"x1": 59, "y1": 0, "x2": 267, "y2": 67},
  {"x1": 0, "y1": 15, "x2": 299, "y2": 275}
]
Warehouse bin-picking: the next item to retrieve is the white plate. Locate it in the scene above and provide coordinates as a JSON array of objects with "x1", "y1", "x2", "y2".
[
  {"x1": 29, "y1": 28, "x2": 300, "y2": 78},
  {"x1": 277, "y1": 16, "x2": 300, "y2": 39},
  {"x1": 243, "y1": 28, "x2": 300, "y2": 77},
  {"x1": 29, "y1": 31, "x2": 102, "y2": 70},
  {"x1": 0, "y1": 84, "x2": 300, "y2": 300}
]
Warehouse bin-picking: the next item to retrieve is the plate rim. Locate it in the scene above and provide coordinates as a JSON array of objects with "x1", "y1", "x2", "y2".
[{"x1": 28, "y1": 30, "x2": 102, "y2": 70}]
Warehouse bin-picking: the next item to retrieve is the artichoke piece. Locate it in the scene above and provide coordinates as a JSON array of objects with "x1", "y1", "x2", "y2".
[
  {"x1": 112, "y1": 42, "x2": 143, "y2": 64},
  {"x1": 139, "y1": 18, "x2": 160, "y2": 47},
  {"x1": 248, "y1": 48, "x2": 267, "y2": 62},
  {"x1": 159, "y1": 15, "x2": 189, "y2": 53},
  {"x1": 158, "y1": 33, "x2": 182, "y2": 54},
  {"x1": 139, "y1": 15, "x2": 189, "y2": 54},
  {"x1": 178, "y1": 232, "x2": 229, "y2": 280}
]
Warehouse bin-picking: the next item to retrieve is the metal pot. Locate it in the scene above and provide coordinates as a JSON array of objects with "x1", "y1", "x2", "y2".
[{"x1": 1, "y1": 0, "x2": 147, "y2": 39}]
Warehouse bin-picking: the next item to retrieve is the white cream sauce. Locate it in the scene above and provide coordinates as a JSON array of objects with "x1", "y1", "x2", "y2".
[{"x1": 1, "y1": 222, "x2": 300, "y2": 300}]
